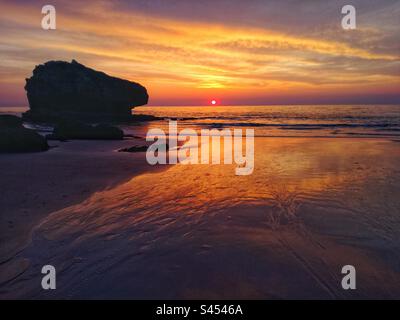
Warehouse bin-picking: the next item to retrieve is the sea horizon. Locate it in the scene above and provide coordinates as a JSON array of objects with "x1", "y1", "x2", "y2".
[
  {"x1": 3, "y1": 104, "x2": 399, "y2": 139},
  {"x1": 2, "y1": 103, "x2": 400, "y2": 109}
]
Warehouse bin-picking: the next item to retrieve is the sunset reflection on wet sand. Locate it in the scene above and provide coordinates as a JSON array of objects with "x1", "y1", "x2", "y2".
[{"x1": 3, "y1": 137, "x2": 400, "y2": 299}]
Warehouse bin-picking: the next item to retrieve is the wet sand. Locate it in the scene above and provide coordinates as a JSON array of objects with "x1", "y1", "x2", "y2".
[
  {"x1": 1, "y1": 137, "x2": 400, "y2": 299},
  {"x1": 0, "y1": 138, "x2": 158, "y2": 287}
]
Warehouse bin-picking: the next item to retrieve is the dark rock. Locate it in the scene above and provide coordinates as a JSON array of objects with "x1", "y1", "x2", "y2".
[
  {"x1": 52, "y1": 121, "x2": 124, "y2": 140},
  {"x1": 119, "y1": 145, "x2": 148, "y2": 153},
  {"x1": 130, "y1": 114, "x2": 161, "y2": 122},
  {"x1": 119, "y1": 143, "x2": 170, "y2": 153},
  {"x1": 0, "y1": 117, "x2": 49, "y2": 153},
  {"x1": 45, "y1": 133, "x2": 68, "y2": 142},
  {"x1": 123, "y1": 134, "x2": 144, "y2": 139},
  {"x1": 23, "y1": 60, "x2": 148, "y2": 122},
  {"x1": 0, "y1": 115, "x2": 24, "y2": 128}
]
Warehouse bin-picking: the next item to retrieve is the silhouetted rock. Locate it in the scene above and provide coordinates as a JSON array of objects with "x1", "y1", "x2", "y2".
[
  {"x1": 51, "y1": 121, "x2": 124, "y2": 140},
  {"x1": 130, "y1": 114, "x2": 161, "y2": 122},
  {"x1": 119, "y1": 145, "x2": 148, "y2": 153},
  {"x1": 123, "y1": 134, "x2": 144, "y2": 139},
  {"x1": 23, "y1": 60, "x2": 148, "y2": 122},
  {"x1": 0, "y1": 116, "x2": 49, "y2": 153},
  {"x1": 0, "y1": 115, "x2": 24, "y2": 128},
  {"x1": 119, "y1": 143, "x2": 170, "y2": 153}
]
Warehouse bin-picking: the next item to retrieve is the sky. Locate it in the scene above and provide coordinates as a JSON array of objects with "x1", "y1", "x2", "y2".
[{"x1": 0, "y1": 0, "x2": 399, "y2": 106}]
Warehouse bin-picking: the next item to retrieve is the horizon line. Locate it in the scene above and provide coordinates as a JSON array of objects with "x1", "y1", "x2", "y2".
[{"x1": 1, "y1": 103, "x2": 400, "y2": 109}]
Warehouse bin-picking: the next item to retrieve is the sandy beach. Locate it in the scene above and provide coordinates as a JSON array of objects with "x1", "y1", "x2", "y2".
[
  {"x1": 0, "y1": 137, "x2": 159, "y2": 287},
  {"x1": 1, "y1": 135, "x2": 400, "y2": 299}
]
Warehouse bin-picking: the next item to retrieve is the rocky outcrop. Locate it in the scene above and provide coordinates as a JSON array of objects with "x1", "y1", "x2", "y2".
[
  {"x1": 0, "y1": 115, "x2": 23, "y2": 127},
  {"x1": 23, "y1": 60, "x2": 148, "y2": 122},
  {"x1": 0, "y1": 115, "x2": 49, "y2": 153},
  {"x1": 48, "y1": 121, "x2": 124, "y2": 140},
  {"x1": 118, "y1": 145, "x2": 148, "y2": 153},
  {"x1": 119, "y1": 143, "x2": 170, "y2": 153}
]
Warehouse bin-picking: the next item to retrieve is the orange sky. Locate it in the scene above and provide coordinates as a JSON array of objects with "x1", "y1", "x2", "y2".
[{"x1": 0, "y1": 0, "x2": 399, "y2": 106}]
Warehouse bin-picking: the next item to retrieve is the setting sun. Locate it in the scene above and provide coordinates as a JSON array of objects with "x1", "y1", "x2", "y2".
[{"x1": 211, "y1": 100, "x2": 217, "y2": 105}]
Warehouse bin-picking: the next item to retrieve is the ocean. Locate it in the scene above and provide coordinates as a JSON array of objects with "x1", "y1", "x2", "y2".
[
  {"x1": 2, "y1": 105, "x2": 400, "y2": 138},
  {"x1": 135, "y1": 105, "x2": 400, "y2": 138}
]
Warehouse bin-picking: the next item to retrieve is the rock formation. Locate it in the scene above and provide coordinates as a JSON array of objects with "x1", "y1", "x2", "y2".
[
  {"x1": 0, "y1": 115, "x2": 49, "y2": 153},
  {"x1": 23, "y1": 60, "x2": 148, "y2": 122},
  {"x1": 118, "y1": 145, "x2": 149, "y2": 153},
  {"x1": 48, "y1": 121, "x2": 124, "y2": 140}
]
